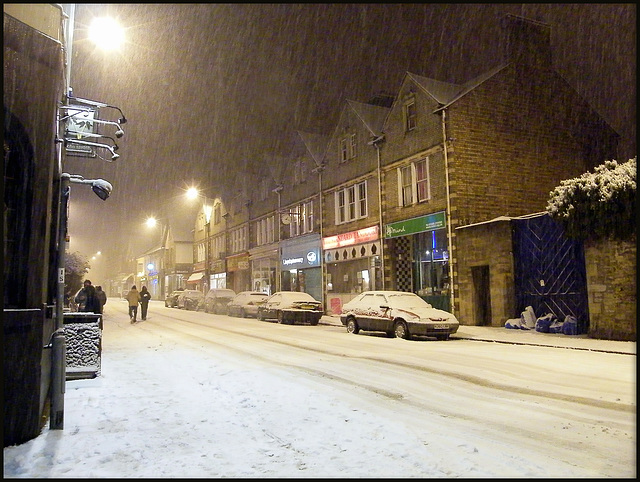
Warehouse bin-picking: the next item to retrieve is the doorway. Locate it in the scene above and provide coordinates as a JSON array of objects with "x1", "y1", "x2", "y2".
[{"x1": 472, "y1": 265, "x2": 492, "y2": 326}]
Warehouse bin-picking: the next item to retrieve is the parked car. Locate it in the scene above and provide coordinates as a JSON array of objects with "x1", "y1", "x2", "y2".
[
  {"x1": 339, "y1": 290, "x2": 459, "y2": 340},
  {"x1": 227, "y1": 291, "x2": 269, "y2": 318},
  {"x1": 257, "y1": 291, "x2": 323, "y2": 325},
  {"x1": 164, "y1": 290, "x2": 184, "y2": 308},
  {"x1": 203, "y1": 288, "x2": 237, "y2": 314},
  {"x1": 177, "y1": 289, "x2": 204, "y2": 311}
]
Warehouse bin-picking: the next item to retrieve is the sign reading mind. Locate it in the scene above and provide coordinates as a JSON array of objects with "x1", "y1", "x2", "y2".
[{"x1": 384, "y1": 211, "x2": 446, "y2": 238}]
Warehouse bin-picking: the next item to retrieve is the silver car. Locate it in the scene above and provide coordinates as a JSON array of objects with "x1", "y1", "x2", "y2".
[
  {"x1": 227, "y1": 291, "x2": 269, "y2": 318},
  {"x1": 340, "y1": 291, "x2": 459, "y2": 340}
]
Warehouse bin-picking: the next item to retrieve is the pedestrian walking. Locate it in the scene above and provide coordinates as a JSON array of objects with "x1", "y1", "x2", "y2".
[
  {"x1": 74, "y1": 279, "x2": 92, "y2": 311},
  {"x1": 139, "y1": 285, "x2": 151, "y2": 320},
  {"x1": 81, "y1": 284, "x2": 102, "y2": 314},
  {"x1": 126, "y1": 285, "x2": 141, "y2": 323},
  {"x1": 96, "y1": 285, "x2": 107, "y2": 313}
]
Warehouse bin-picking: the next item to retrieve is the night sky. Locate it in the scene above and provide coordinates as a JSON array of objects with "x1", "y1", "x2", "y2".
[{"x1": 64, "y1": 4, "x2": 636, "y2": 277}]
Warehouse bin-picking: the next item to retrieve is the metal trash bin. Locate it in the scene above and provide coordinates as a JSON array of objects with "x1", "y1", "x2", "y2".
[{"x1": 63, "y1": 312, "x2": 102, "y2": 380}]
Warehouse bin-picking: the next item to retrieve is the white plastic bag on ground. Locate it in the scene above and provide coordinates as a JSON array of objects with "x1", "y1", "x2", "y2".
[{"x1": 521, "y1": 306, "x2": 536, "y2": 330}]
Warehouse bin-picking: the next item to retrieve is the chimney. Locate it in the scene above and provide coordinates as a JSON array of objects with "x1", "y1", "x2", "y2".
[{"x1": 502, "y1": 14, "x2": 552, "y2": 68}]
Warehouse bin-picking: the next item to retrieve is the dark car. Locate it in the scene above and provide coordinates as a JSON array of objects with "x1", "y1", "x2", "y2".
[
  {"x1": 257, "y1": 291, "x2": 323, "y2": 325},
  {"x1": 164, "y1": 290, "x2": 184, "y2": 308},
  {"x1": 203, "y1": 288, "x2": 236, "y2": 314},
  {"x1": 339, "y1": 290, "x2": 459, "y2": 340},
  {"x1": 177, "y1": 289, "x2": 204, "y2": 311},
  {"x1": 227, "y1": 291, "x2": 269, "y2": 318}
]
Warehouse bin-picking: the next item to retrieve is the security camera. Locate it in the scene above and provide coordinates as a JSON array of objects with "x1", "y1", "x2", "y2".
[{"x1": 91, "y1": 179, "x2": 113, "y2": 201}]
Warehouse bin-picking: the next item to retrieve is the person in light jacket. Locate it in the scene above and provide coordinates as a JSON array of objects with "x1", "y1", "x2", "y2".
[
  {"x1": 139, "y1": 285, "x2": 151, "y2": 321},
  {"x1": 126, "y1": 285, "x2": 141, "y2": 323}
]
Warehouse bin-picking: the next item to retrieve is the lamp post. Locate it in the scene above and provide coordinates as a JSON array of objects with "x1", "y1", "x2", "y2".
[{"x1": 52, "y1": 174, "x2": 112, "y2": 430}]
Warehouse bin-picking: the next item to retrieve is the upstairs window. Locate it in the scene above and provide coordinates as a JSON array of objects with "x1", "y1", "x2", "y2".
[
  {"x1": 397, "y1": 157, "x2": 431, "y2": 206},
  {"x1": 294, "y1": 159, "x2": 307, "y2": 184},
  {"x1": 404, "y1": 98, "x2": 416, "y2": 131},
  {"x1": 335, "y1": 181, "x2": 367, "y2": 224},
  {"x1": 340, "y1": 133, "x2": 357, "y2": 162}
]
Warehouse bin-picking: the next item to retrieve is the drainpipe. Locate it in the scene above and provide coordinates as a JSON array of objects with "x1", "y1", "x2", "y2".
[
  {"x1": 273, "y1": 185, "x2": 283, "y2": 292},
  {"x1": 441, "y1": 109, "x2": 455, "y2": 314},
  {"x1": 370, "y1": 135, "x2": 385, "y2": 290},
  {"x1": 51, "y1": 173, "x2": 70, "y2": 429},
  {"x1": 314, "y1": 166, "x2": 325, "y2": 308}
]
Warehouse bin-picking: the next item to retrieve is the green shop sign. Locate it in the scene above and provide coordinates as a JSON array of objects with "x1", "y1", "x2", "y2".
[{"x1": 384, "y1": 211, "x2": 446, "y2": 238}]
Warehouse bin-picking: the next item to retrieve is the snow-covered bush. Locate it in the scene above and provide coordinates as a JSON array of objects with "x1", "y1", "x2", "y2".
[
  {"x1": 65, "y1": 251, "x2": 90, "y2": 295},
  {"x1": 546, "y1": 158, "x2": 636, "y2": 240}
]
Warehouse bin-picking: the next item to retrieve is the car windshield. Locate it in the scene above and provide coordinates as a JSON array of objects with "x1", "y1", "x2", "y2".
[{"x1": 386, "y1": 293, "x2": 430, "y2": 309}]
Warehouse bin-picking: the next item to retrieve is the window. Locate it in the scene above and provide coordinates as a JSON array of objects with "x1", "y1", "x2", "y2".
[
  {"x1": 335, "y1": 181, "x2": 367, "y2": 224},
  {"x1": 340, "y1": 133, "x2": 357, "y2": 162},
  {"x1": 230, "y1": 226, "x2": 247, "y2": 253},
  {"x1": 294, "y1": 159, "x2": 307, "y2": 184},
  {"x1": 213, "y1": 203, "x2": 221, "y2": 225},
  {"x1": 288, "y1": 201, "x2": 314, "y2": 237},
  {"x1": 404, "y1": 99, "x2": 416, "y2": 131},
  {"x1": 257, "y1": 215, "x2": 275, "y2": 245},
  {"x1": 397, "y1": 157, "x2": 431, "y2": 206}
]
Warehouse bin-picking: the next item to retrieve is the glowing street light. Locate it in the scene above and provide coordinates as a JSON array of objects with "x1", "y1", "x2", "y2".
[{"x1": 88, "y1": 16, "x2": 125, "y2": 51}]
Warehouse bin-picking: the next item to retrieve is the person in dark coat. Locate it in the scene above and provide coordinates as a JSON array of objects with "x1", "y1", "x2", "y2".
[
  {"x1": 139, "y1": 285, "x2": 151, "y2": 321},
  {"x1": 74, "y1": 279, "x2": 92, "y2": 311},
  {"x1": 96, "y1": 285, "x2": 107, "y2": 312},
  {"x1": 81, "y1": 285, "x2": 102, "y2": 314}
]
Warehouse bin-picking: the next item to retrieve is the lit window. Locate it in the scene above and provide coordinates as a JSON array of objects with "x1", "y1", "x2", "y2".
[{"x1": 397, "y1": 157, "x2": 431, "y2": 206}]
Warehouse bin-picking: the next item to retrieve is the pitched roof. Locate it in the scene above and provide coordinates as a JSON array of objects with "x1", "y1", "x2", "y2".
[{"x1": 346, "y1": 100, "x2": 390, "y2": 137}]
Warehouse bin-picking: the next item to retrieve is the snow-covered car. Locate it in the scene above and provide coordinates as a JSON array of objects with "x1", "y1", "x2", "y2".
[
  {"x1": 203, "y1": 288, "x2": 236, "y2": 314},
  {"x1": 177, "y1": 289, "x2": 204, "y2": 311},
  {"x1": 340, "y1": 290, "x2": 459, "y2": 340},
  {"x1": 257, "y1": 291, "x2": 323, "y2": 325},
  {"x1": 164, "y1": 290, "x2": 183, "y2": 308},
  {"x1": 227, "y1": 291, "x2": 269, "y2": 318}
]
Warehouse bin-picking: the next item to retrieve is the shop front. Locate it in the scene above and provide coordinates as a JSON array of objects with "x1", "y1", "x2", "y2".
[
  {"x1": 210, "y1": 259, "x2": 227, "y2": 289},
  {"x1": 385, "y1": 211, "x2": 451, "y2": 311},
  {"x1": 226, "y1": 252, "x2": 251, "y2": 293},
  {"x1": 186, "y1": 269, "x2": 204, "y2": 292},
  {"x1": 280, "y1": 234, "x2": 322, "y2": 303},
  {"x1": 250, "y1": 244, "x2": 278, "y2": 295},
  {"x1": 322, "y1": 225, "x2": 381, "y2": 314}
]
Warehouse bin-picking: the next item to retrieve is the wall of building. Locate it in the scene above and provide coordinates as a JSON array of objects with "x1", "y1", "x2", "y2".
[
  {"x1": 585, "y1": 236, "x2": 636, "y2": 341},
  {"x1": 455, "y1": 220, "x2": 516, "y2": 326},
  {"x1": 446, "y1": 64, "x2": 617, "y2": 228}
]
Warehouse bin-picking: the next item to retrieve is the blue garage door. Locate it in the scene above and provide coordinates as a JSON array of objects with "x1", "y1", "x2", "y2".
[{"x1": 512, "y1": 214, "x2": 589, "y2": 334}]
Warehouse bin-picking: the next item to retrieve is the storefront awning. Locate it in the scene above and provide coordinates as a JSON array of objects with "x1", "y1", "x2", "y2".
[{"x1": 186, "y1": 272, "x2": 204, "y2": 283}]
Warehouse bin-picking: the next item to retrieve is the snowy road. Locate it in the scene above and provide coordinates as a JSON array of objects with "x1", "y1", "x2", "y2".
[{"x1": 4, "y1": 300, "x2": 635, "y2": 478}]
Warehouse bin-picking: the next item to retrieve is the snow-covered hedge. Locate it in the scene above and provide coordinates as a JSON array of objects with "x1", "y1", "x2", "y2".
[{"x1": 546, "y1": 158, "x2": 636, "y2": 240}]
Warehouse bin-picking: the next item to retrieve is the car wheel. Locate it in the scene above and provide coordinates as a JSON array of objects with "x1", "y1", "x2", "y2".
[
  {"x1": 257, "y1": 311, "x2": 263, "y2": 321},
  {"x1": 277, "y1": 310, "x2": 284, "y2": 324},
  {"x1": 240, "y1": 308, "x2": 246, "y2": 318},
  {"x1": 346, "y1": 318, "x2": 359, "y2": 334},
  {"x1": 394, "y1": 321, "x2": 410, "y2": 340}
]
